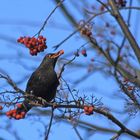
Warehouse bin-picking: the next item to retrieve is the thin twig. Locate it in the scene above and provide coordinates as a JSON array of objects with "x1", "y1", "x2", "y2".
[
  {"x1": 53, "y1": 5, "x2": 140, "y2": 50},
  {"x1": 0, "y1": 73, "x2": 25, "y2": 94},
  {"x1": 34, "y1": 0, "x2": 65, "y2": 36},
  {"x1": 108, "y1": 0, "x2": 140, "y2": 64},
  {"x1": 53, "y1": 10, "x2": 107, "y2": 50},
  {"x1": 58, "y1": 55, "x2": 76, "y2": 79},
  {"x1": 45, "y1": 107, "x2": 54, "y2": 140},
  {"x1": 73, "y1": 126, "x2": 83, "y2": 140}
]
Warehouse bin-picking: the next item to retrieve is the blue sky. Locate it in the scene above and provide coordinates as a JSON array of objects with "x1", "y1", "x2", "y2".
[{"x1": 0, "y1": 0, "x2": 140, "y2": 140}]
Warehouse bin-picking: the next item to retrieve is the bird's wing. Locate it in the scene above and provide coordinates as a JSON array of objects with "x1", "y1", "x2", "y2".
[
  {"x1": 26, "y1": 69, "x2": 59, "y2": 101},
  {"x1": 25, "y1": 71, "x2": 40, "y2": 94}
]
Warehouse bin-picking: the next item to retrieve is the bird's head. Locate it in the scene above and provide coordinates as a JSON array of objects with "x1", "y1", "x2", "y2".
[{"x1": 41, "y1": 50, "x2": 64, "y2": 68}]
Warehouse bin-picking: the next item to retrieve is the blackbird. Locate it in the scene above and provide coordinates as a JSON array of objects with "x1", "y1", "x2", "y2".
[{"x1": 18, "y1": 50, "x2": 64, "y2": 114}]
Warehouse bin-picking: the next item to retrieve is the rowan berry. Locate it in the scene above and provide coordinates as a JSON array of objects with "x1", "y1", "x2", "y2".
[
  {"x1": 17, "y1": 35, "x2": 47, "y2": 56},
  {"x1": 84, "y1": 106, "x2": 94, "y2": 115},
  {"x1": 88, "y1": 106, "x2": 94, "y2": 113},
  {"x1": 16, "y1": 104, "x2": 22, "y2": 109},
  {"x1": 15, "y1": 114, "x2": 21, "y2": 120},
  {"x1": 6, "y1": 111, "x2": 12, "y2": 117},
  {"x1": 12, "y1": 113, "x2": 17, "y2": 118},
  {"x1": 84, "y1": 106, "x2": 89, "y2": 112},
  {"x1": 21, "y1": 111, "x2": 26, "y2": 117},
  {"x1": 81, "y1": 49, "x2": 87, "y2": 57},
  {"x1": 12, "y1": 109, "x2": 17, "y2": 113},
  {"x1": 100, "y1": 5, "x2": 105, "y2": 11},
  {"x1": 127, "y1": 86, "x2": 133, "y2": 91}
]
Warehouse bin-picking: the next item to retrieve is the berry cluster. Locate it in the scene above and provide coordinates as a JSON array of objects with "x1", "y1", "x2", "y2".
[
  {"x1": 17, "y1": 35, "x2": 47, "y2": 56},
  {"x1": 84, "y1": 106, "x2": 94, "y2": 115},
  {"x1": 78, "y1": 20, "x2": 92, "y2": 37},
  {"x1": 6, "y1": 104, "x2": 26, "y2": 120}
]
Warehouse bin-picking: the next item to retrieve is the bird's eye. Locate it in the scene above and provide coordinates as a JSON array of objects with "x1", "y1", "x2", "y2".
[
  {"x1": 47, "y1": 54, "x2": 53, "y2": 59},
  {"x1": 48, "y1": 54, "x2": 56, "y2": 59},
  {"x1": 48, "y1": 54, "x2": 52, "y2": 58}
]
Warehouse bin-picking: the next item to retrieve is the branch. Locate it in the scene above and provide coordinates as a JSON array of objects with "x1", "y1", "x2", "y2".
[
  {"x1": 108, "y1": 0, "x2": 140, "y2": 64},
  {"x1": 110, "y1": 129, "x2": 123, "y2": 140},
  {"x1": 0, "y1": 73, "x2": 25, "y2": 94},
  {"x1": 27, "y1": 98, "x2": 140, "y2": 139}
]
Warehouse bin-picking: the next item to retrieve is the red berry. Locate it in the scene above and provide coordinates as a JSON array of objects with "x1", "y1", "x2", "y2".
[
  {"x1": 38, "y1": 35, "x2": 43, "y2": 39},
  {"x1": 81, "y1": 49, "x2": 87, "y2": 57},
  {"x1": 26, "y1": 43, "x2": 31, "y2": 48},
  {"x1": 17, "y1": 104, "x2": 22, "y2": 109},
  {"x1": 110, "y1": 30, "x2": 116, "y2": 35},
  {"x1": 127, "y1": 86, "x2": 133, "y2": 91},
  {"x1": 100, "y1": 5, "x2": 105, "y2": 11},
  {"x1": 15, "y1": 114, "x2": 21, "y2": 120},
  {"x1": 30, "y1": 50, "x2": 34, "y2": 56},
  {"x1": 6, "y1": 112, "x2": 10, "y2": 116},
  {"x1": 21, "y1": 111, "x2": 26, "y2": 116},
  {"x1": 38, "y1": 39, "x2": 42, "y2": 44},
  {"x1": 43, "y1": 37, "x2": 46, "y2": 41},
  {"x1": 0, "y1": 106, "x2": 3, "y2": 110},
  {"x1": 31, "y1": 41, "x2": 36, "y2": 46},
  {"x1": 88, "y1": 106, "x2": 94, "y2": 113},
  {"x1": 33, "y1": 49, "x2": 37, "y2": 54},
  {"x1": 84, "y1": 106, "x2": 89, "y2": 112},
  {"x1": 12, "y1": 113, "x2": 17, "y2": 118},
  {"x1": 12, "y1": 109, "x2": 17, "y2": 113}
]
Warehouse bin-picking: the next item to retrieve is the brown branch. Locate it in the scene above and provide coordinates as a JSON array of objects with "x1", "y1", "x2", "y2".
[
  {"x1": 110, "y1": 129, "x2": 123, "y2": 140},
  {"x1": 26, "y1": 98, "x2": 140, "y2": 139},
  {"x1": 0, "y1": 73, "x2": 25, "y2": 94},
  {"x1": 56, "y1": 115, "x2": 118, "y2": 133},
  {"x1": 108, "y1": 0, "x2": 140, "y2": 64},
  {"x1": 94, "y1": 108, "x2": 140, "y2": 139}
]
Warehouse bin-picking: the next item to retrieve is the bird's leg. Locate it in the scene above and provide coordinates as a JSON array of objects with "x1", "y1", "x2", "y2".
[{"x1": 36, "y1": 97, "x2": 47, "y2": 106}]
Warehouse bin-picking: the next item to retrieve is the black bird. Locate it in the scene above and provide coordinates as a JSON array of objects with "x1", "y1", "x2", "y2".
[{"x1": 18, "y1": 50, "x2": 64, "y2": 115}]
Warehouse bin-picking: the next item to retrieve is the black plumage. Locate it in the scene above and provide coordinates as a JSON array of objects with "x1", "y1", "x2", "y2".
[{"x1": 20, "y1": 50, "x2": 64, "y2": 113}]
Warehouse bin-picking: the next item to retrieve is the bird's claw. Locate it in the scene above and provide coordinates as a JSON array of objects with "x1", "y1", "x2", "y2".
[{"x1": 37, "y1": 97, "x2": 47, "y2": 106}]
